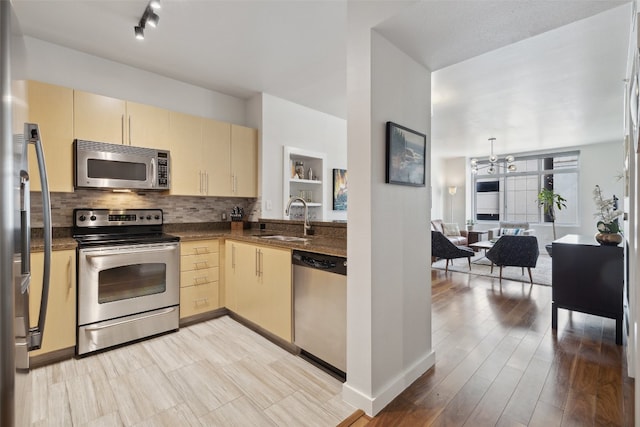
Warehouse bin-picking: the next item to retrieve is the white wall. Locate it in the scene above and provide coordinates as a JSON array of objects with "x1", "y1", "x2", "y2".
[
  {"x1": 344, "y1": 5, "x2": 433, "y2": 414},
  {"x1": 20, "y1": 37, "x2": 247, "y2": 126},
  {"x1": 438, "y1": 141, "x2": 624, "y2": 247},
  {"x1": 258, "y1": 93, "x2": 347, "y2": 221}
]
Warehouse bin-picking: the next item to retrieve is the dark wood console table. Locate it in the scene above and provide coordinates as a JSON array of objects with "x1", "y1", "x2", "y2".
[{"x1": 552, "y1": 234, "x2": 624, "y2": 344}]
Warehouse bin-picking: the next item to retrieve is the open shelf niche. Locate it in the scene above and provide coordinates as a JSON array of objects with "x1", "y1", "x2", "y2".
[{"x1": 283, "y1": 146, "x2": 326, "y2": 221}]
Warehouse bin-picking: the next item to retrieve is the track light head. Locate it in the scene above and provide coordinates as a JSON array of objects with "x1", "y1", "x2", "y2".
[
  {"x1": 134, "y1": 2, "x2": 161, "y2": 39},
  {"x1": 146, "y1": 10, "x2": 159, "y2": 27},
  {"x1": 134, "y1": 25, "x2": 145, "y2": 40}
]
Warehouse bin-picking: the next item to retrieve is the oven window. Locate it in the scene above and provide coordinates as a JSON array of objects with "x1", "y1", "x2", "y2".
[
  {"x1": 87, "y1": 159, "x2": 147, "y2": 181},
  {"x1": 98, "y1": 263, "x2": 166, "y2": 304}
]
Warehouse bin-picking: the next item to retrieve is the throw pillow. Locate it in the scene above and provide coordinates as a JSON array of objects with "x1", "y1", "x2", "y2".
[
  {"x1": 443, "y1": 223, "x2": 461, "y2": 236},
  {"x1": 501, "y1": 227, "x2": 523, "y2": 236}
]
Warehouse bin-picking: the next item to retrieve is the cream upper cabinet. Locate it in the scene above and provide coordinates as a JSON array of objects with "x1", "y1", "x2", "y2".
[
  {"x1": 224, "y1": 240, "x2": 292, "y2": 342},
  {"x1": 168, "y1": 111, "x2": 203, "y2": 196},
  {"x1": 29, "y1": 250, "x2": 76, "y2": 357},
  {"x1": 26, "y1": 81, "x2": 74, "y2": 192},
  {"x1": 126, "y1": 101, "x2": 170, "y2": 150},
  {"x1": 231, "y1": 124, "x2": 258, "y2": 197},
  {"x1": 74, "y1": 90, "x2": 126, "y2": 145},
  {"x1": 202, "y1": 118, "x2": 231, "y2": 196}
]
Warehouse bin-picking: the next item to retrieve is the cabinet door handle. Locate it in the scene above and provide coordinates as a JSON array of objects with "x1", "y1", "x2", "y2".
[
  {"x1": 199, "y1": 171, "x2": 203, "y2": 194},
  {"x1": 67, "y1": 255, "x2": 72, "y2": 290},
  {"x1": 255, "y1": 248, "x2": 259, "y2": 276},
  {"x1": 128, "y1": 115, "x2": 132, "y2": 145},
  {"x1": 121, "y1": 114, "x2": 125, "y2": 145},
  {"x1": 259, "y1": 249, "x2": 263, "y2": 277},
  {"x1": 205, "y1": 171, "x2": 209, "y2": 195},
  {"x1": 232, "y1": 245, "x2": 235, "y2": 269}
]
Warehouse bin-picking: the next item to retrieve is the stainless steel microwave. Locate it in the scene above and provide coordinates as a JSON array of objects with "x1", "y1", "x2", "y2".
[{"x1": 74, "y1": 139, "x2": 170, "y2": 191}]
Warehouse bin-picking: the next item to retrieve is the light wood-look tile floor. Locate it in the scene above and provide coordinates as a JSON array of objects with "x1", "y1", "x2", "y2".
[{"x1": 24, "y1": 316, "x2": 355, "y2": 426}]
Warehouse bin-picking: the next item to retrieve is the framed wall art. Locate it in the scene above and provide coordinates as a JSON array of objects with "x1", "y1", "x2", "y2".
[
  {"x1": 385, "y1": 121, "x2": 426, "y2": 186},
  {"x1": 333, "y1": 168, "x2": 348, "y2": 210}
]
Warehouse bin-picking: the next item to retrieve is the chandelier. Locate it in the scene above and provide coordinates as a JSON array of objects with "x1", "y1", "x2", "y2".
[{"x1": 470, "y1": 137, "x2": 516, "y2": 174}]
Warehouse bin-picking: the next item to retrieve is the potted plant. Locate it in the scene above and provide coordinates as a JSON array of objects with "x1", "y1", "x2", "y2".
[
  {"x1": 466, "y1": 219, "x2": 476, "y2": 231},
  {"x1": 537, "y1": 188, "x2": 567, "y2": 256},
  {"x1": 592, "y1": 185, "x2": 623, "y2": 245}
]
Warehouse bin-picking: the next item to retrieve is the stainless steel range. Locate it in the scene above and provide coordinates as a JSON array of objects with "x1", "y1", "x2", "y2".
[{"x1": 73, "y1": 208, "x2": 180, "y2": 355}]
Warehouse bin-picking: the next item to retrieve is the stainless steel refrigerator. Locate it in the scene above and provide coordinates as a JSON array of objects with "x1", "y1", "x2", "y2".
[{"x1": 1, "y1": 1, "x2": 52, "y2": 425}]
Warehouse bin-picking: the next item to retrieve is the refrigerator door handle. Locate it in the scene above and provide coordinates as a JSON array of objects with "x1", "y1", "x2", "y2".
[
  {"x1": 19, "y1": 170, "x2": 29, "y2": 275},
  {"x1": 25, "y1": 123, "x2": 52, "y2": 351}
]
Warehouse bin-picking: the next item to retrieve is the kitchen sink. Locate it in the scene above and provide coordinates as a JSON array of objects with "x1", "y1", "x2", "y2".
[{"x1": 260, "y1": 235, "x2": 309, "y2": 242}]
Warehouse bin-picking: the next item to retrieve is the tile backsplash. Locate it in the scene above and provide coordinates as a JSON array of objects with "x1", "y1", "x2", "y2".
[{"x1": 30, "y1": 189, "x2": 260, "y2": 227}]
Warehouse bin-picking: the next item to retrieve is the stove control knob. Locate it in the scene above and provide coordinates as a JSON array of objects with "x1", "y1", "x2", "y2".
[
  {"x1": 154, "y1": 215, "x2": 160, "y2": 220},
  {"x1": 79, "y1": 215, "x2": 86, "y2": 222},
  {"x1": 147, "y1": 215, "x2": 152, "y2": 220},
  {"x1": 90, "y1": 215, "x2": 97, "y2": 221}
]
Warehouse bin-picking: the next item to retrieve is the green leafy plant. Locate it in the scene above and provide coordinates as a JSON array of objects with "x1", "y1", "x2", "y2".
[{"x1": 537, "y1": 188, "x2": 567, "y2": 240}]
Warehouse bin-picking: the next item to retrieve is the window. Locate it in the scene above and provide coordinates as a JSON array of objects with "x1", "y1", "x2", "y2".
[{"x1": 471, "y1": 151, "x2": 579, "y2": 225}]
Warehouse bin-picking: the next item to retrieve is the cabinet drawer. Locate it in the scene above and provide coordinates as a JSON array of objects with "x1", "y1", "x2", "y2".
[
  {"x1": 180, "y1": 282, "x2": 219, "y2": 318},
  {"x1": 181, "y1": 252, "x2": 218, "y2": 271},
  {"x1": 180, "y1": 267, "x2": 219, "y2": 288},
  {"x1": 181, "y1": 240, "x2": 219, "y2": 256}
]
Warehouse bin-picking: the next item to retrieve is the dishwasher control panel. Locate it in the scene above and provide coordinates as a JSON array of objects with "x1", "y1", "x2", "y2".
[{"x1": 292, "y1": 250, "x2": 347, "y2": 275}]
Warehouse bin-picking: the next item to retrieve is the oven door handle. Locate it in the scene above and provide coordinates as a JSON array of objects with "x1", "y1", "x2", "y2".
[
  {"x1": 83, "y1": 307, "x2": 178, "y2": 331},
  {"x1": 83, "y1": 245, "x2": 178, "y2": 258}
]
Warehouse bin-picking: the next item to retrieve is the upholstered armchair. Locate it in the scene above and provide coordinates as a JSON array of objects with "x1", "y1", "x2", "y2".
[
  {"x1": 431, "y1": 231, "x2": 474, "y2": 273},
  {"x1": 486, "y1": 235, "x2": 539, "y2": 284},
  {"x1": 487, "y1": 221, "x2": 535, "y2": 240}
]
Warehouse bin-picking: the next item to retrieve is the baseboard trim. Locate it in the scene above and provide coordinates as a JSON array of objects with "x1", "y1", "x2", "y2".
[
  {"x1": 29, "y1": 346, "x2": 76, "y2": 369},
  {"x1": 342, "y1": 349, "x2": 436, "y2": 416},
  {"x1": 179, "y1": 307, "x2": 229, "y2": 327}
]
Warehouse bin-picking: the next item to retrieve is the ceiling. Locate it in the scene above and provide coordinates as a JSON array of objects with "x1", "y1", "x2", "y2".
[{"x1": 12, "y1": 1, "x2": 632, "y2": 158}]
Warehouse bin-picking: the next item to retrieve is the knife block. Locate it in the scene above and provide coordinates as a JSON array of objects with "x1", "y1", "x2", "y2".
[{"x1": 231, "y1": 221, "x2": 246, "y2": 232}]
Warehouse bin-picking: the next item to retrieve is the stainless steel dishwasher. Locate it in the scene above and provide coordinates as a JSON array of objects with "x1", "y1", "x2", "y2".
[{"x1": 292, "y1": 250, "x2": 347, "y2": 377}]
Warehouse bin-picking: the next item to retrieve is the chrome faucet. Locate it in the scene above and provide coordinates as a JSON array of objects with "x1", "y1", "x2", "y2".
[{"x1": 285, "y1": 196, "x2": 312, "y2": 236}]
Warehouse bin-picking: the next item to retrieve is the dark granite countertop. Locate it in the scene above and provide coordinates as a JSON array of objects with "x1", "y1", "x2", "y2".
[
  {"x1": 173, "y1": 229, "x2": 346, "y2": 258},
  {"x1": 36, "y1": 221, "x2": 347, "y2": 257}
]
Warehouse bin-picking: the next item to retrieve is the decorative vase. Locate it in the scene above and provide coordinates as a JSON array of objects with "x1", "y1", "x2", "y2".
[
  {"x1": 466, "y1": 225, "x2": 473, "y2": 232},
  {"x1": 595, "y1": 232, "x2": 622, "y2": 246}
]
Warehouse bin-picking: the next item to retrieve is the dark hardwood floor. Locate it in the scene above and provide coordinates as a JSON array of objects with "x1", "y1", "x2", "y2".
[{"x1": 367, "y1": 268, "x2": 634, "y2": 426}]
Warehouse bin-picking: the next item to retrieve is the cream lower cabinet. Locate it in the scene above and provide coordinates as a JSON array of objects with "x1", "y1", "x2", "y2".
[
  {"x1": 180, "y1": 239, "x2": 220, "y2": 319},
  {"x1": 29, "y1": 250, "x2": 76, "y2": 357},
  {"x1": 225, "y1": 240, "x2": 292, "y2": 341}
]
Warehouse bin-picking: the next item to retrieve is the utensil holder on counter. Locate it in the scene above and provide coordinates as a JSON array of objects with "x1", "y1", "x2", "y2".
[{"x1": 231, "y1": 221, "x2": 247, "y2": 232}]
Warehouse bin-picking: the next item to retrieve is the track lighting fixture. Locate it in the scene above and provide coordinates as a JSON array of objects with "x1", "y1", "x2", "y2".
[{"x1": 134, "y1": 1, "x2": 161, "y2": 40}]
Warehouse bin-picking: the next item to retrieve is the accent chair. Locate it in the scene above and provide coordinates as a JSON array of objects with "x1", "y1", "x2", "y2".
[
  {"x1": 486, "y1": 235, "x2": 539, "y2": 284},
  {"x1": 431, "y1": 230, "x2": 474, "y2": 273}
]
